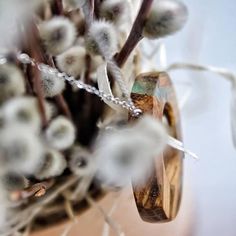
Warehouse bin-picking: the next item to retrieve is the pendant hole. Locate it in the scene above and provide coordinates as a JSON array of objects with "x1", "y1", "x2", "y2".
[{"x1": 162, "y1": 103, "x2": 176, "y2": 138}]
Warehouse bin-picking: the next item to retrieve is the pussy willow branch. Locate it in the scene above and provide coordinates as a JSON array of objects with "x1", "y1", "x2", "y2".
[
  {"x1": 94, "y1": 0, "x2": 101, "y2": 18},
  {"x1": 27, "y1": 22, "x2": 72, "y2": 121},
  {"x1": 49, "y1": 57, "x2": 72, "y2": 119},
  {"x1": 55, "y1": 95, "x2": 73, "y2": 119},
  {"x1": 27, "y1": 24, "x2": 48, "y2": 126},
  {"x1": 114, "y1": 0, "x2": 154, "y2": 68}
]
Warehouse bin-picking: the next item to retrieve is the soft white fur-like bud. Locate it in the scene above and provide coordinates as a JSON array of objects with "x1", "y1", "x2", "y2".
[
  {"x1": 1, "y1": 172, "x2": 29, "y2": 191},
  {"x1": 68, "y1": 146, "x2": 95, "y2": 177},
  {"x1": 0, "y1": 64, "x2": 25, "y2": 103},
  {"x1": 95, "y1": 115, "x2": 168, "y2": 187},
  {"x1": 134, "y1": 115, "x2": 168, "y2": 149},
  {"x1": 143, "y1": 0, "x2": 188, "y2": 39},
  {"x1": 34, "y1": 149, "x2": 67, "y2": 180},
  {"x1": 39, "y1": 16, "x2": 77, "y2": 55},
  {"x1": 45, "y1": 116, "x2": 76, "y2": 150},
  {"x1": 2, "y1": 96, "x2": 54, "y2": 132},
  {"x1": 40, "y1": 70, "x2": 65, "y2": 97},
  {"x1": 56, "y1": 46, "x2": 86, "y2": 77},
  {"x1": 100, "y1": 0, "x2": 128, "y2": 24},
  {"x1": 86, "y1": 20, "x2": 118, "y2": 58},
  {"x1": 0, "y1": 125, "x2": 44, "y2": 175}
]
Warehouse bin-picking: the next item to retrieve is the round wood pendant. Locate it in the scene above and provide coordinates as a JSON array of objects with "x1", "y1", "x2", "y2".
[{"x1": 129, "y1": 72, "x2": 183, "y2": 223}]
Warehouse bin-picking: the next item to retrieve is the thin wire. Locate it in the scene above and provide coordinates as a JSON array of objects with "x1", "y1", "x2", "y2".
[{"x1": 167, "y1": 62, "x2": 236, "y2": 83}]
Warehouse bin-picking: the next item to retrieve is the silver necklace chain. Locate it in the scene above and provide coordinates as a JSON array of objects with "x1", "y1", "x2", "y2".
[{"x1": 0, "y1": 53, "x2": 142, "y2": 117}]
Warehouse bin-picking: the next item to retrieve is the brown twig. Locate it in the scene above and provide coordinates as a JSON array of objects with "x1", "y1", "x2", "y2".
[
  {"x1": 10, "y1": 180, "x2": 54, "y2": 202},
  {"x1": 27, "y1": 24, "x2": 48, "y2": 127},
  {"x1": 114, "y1": 0, "x2": 154, "y2": 68},
  {"x1": 51, "y1": 0, "x2": 64, "y2": 15},
  {"x1": 49, "y1": 57, "x2": 72, "y2": 119},
  {"x1": 94, "y1": 0, "x2": 101, "y2": 18}
]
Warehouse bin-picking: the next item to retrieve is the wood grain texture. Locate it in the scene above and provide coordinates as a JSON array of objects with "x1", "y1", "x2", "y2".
[{"x1": 129, "y1": 72, "x2": 183, "y2": 223}]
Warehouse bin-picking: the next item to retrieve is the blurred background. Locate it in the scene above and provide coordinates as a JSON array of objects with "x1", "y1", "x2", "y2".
[{"x1": 167, "y1": 0, "x2": 236, "y2": 235}]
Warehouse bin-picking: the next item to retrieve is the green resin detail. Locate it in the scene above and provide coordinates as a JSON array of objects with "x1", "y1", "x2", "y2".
[
  {"x1": 132, "y1": 77, "x2": 157, "y2": 95},
  {"x1": 131, "y1": 74, "x2": 170, "y2": 102}
]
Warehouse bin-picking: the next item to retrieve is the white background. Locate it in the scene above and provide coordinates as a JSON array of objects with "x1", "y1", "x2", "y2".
[{"x1": 163, "y1": 0, "x2": 236, "y2": 235}]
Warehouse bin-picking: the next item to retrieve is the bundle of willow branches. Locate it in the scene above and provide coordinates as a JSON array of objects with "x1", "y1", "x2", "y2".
[{"x1": 0, "y1": 0, "x2": 191, "y2": 235}]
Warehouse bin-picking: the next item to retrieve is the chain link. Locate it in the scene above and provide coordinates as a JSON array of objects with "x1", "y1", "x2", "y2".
[{"x1": 14, "y1": 53, "x2": 142, "y2": 117}]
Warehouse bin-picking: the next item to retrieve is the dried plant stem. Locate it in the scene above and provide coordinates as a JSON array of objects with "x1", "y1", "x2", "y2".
[
  {"x1": 85, "y1": 195, "x2": 123, "y2": 236},
  {"x1": 115, "y1": 0, "x2": 154, "y2": 68},
  {"x1": 167, "y1": 62, "x2": 236, "y2": 82},
  {"x1": 61, "y1": 224, "x2": 73, "y2": 236},
  {"x1": 22, "y1": 220, "x2": 33, "y2": 236},
  {"x1": 10, "y1": 180, "x2": 54, "y2": 202},
  {"x1": 69, "y1": 174, "x2": 94, "y2": 201},
  {"x1": 64, "y1": 200, "x2": 75, "y2": 220},
  {"x1": 39, "y1": 204, "x2": 65, "y2": 216},
  {"x1": 102, "y1": 195, "x2": 123, "y2": 236},
  {"x1": 3, "y1": 176, "x2": 79, "y2": 234}
]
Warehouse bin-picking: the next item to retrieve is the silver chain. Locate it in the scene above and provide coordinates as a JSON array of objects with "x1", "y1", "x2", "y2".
[{"x1": 0, "y1": 53, "x2": 142, "y2": 117}]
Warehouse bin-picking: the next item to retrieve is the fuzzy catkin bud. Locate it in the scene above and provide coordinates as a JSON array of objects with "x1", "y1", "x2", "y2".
[
  {"x1": 56, "y1": 46, "x2": 86, "y2": 77},
  {"x1": 68, "y1": 146, "x2": 94, "y2": 177},
  {"x1": 2, "y1": 96, "x2": 54, "y2": 132},
  {"x1": 85, "y1": 20, "x2": 118, "y2": 58},
  {"x1": 45, "y1": 116, "x2": 76, "y2": 150},
  {"x1": 100, "y1": 0, "x2": 128, "y2": 24},
  {"x1": 40, "y1": 70, "x2": 65, "y2": 97},
  {"x1": 1, "y1": 172, "x2": 29, "y2": 191},
  {"x1": 134, "y1": 115, "x2": 168, "y2": 149},
  {"x1": 38, "y1": 16, "x2": 77, "y2": 56},
  {"x1": 0, "y1": 63, "x2": 25, "y2": 104},
  {"x1": 143, "y1": 0, "x2": 188, "y2": 39},
  {"x1": 34, "y1": 149, "x2": 67, "y2": 180},
  {"x1": 0, "y1": 125, "x2": 44, "y2": 175},
  {"x1": 94, "y1": 115, "x2": 168, "y2": 187}
]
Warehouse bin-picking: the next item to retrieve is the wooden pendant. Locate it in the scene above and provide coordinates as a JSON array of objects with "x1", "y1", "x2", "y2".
[{"x1": 129, "y1": 72, "x2": 183, "y2": 223}]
